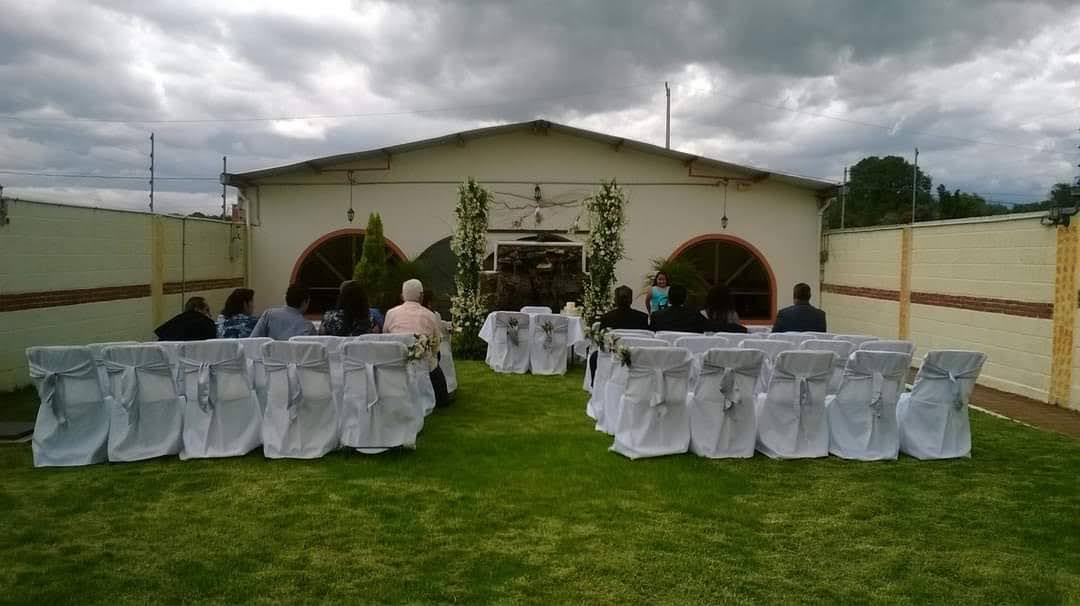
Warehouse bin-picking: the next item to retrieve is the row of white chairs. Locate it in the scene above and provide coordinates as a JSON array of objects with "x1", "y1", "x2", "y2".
[
  {"x1": 586, "y1": 336, "x2": 985, "y2": 461},
  {"x1": 487, "y1": 312, "x2": 576, "y2": 375},
  {"x1": 26, "y1": 335, "x2": 444, "y2": 467}
]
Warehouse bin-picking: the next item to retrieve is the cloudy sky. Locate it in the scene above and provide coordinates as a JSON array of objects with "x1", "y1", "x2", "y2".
[{"x1": 1, "y1": 0, "x2": 1077, "y2": 214}]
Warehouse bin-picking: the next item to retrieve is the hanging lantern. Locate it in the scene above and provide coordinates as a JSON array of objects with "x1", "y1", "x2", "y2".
[{"x1": 346, "y1": 207, "x2": 355, "y2": 222}]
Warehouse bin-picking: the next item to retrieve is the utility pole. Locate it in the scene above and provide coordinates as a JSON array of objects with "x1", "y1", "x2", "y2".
[
  {"x1": 911, "y1": 147, "x2": 919, "y2": 224},
  {"x1": 665, "y1": 81, "x2": 671, "y2": 149},
  {"x1": 222, "y1": 155, "x2": 228, "y2": 220},
  {"x1": 841, "y1": 165, "x2": 847, "y2": 229},
  {"x1": 149, "y1": 132, "x2": 155, "y2": 213}
]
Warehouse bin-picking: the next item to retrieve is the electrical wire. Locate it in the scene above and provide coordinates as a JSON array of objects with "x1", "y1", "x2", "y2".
[{"x1": 0, "y1": 169, "x2": 216, "y2": 181}]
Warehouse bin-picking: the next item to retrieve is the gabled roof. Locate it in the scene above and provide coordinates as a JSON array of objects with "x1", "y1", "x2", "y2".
[{"x1": 223, "y1": 119, "x2": 838, "y2": 193}]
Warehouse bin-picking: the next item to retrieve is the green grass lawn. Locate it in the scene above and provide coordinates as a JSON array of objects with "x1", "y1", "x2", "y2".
[{"x1": 1, "y1": 361, "x2": 1078, "y2": 605}]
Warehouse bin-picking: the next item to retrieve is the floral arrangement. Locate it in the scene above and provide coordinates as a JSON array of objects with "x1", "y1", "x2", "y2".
[
  {"x1": 584, "y1": 324, "x2": 609, "y2": 350},
  {"x1": 506, "y1": 316, "x2": 521, "y2": 345},
  {"x1": 615, "y1": 345, "x2": 632, "y2": 367},
  {"x1": 405, "y1": 334, "x2": 442, "y2": 363},
  {"x1": 450, "y1": 178, "x2": 491, "y2": 359},
  {"x1": 582, "y1": 179, "x2": 626, "y2": 326},
  {"x1": 541, "y1": 320, "x2": 556, "y2": 349},
  {"x1": 602, "y1": 332, "x2": 621, "y2": 353}
]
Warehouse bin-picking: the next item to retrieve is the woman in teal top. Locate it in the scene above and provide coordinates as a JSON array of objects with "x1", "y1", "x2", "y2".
[{"x1": 647, "y1": 271, "x2": 670, "y2": 315}]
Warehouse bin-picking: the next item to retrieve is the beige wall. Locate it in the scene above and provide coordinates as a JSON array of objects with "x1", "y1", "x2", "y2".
[
  {"x1": 245, "y1": 129, "x2": 824, "y2": 317},
  {"x1": 0, "y1": 199, "x2": 245, "y2": 391},
  {"x1": 821, "y1": 213, "x2": 1068, "y2": 409}
]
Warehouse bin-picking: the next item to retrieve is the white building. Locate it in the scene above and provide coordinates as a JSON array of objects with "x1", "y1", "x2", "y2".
[{"x1": 224, "y1": 120, "x2": 836, "y2": 324}]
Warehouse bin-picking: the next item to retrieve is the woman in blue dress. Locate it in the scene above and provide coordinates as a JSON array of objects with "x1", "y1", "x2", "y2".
[{"x1": 217, "y1": 288, "x2": 259, "y2": 338}]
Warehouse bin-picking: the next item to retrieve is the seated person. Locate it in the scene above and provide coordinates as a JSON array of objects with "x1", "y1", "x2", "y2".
[
  {"x1": 155, "y1": 296, "x2": 217, "y2": 341},
  {"x1": 649, "y1": 285, "x2": 705, "y2": 333},
  {"x1": 250, "y1": 284, "x2": 316, "y2": 340},
  {"x1": 217, "y1": 288, "x2": 259, "y2": 339},
  {"x1": 384, "y1": 279, "x2": 451, "y2": 407},
  {"x1": 320, "y1": 281, "x2": 373, "y2": 337},
  {"x1": 600, "y1": 285, "x2": 649, "y2": 330},
  {"x1": 702, "y1": 284, "x2": 747, "y2": 333},
  {"x1": 772, "y1": 282, "x2": 827, "y2": 333}
]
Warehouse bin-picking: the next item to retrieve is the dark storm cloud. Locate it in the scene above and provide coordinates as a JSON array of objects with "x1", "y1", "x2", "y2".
[{"x1": 0, "y1": 0, "x2": 1076, "y2": 213}]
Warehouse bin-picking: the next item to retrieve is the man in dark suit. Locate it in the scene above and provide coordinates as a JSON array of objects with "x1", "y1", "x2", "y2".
[
  {"x1": 772, "y1": 282, "x2": 827, "y2": 333},
  {"x1": 649, "y1": 285, "x2": 705, "y2": 333},
  {"x1": 600, "y1": 286, "x2": 649, "y2": 330}
]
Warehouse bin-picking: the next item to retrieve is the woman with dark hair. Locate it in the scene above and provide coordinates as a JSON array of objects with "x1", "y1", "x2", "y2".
[
  {"x1": 217, "y1": 288, "x2": 258, "y2": 338},
  {"x1": 646, "y1": 270, "x2": 670, "y2": 316},
  {"x1": 320, "y1": 281, "x2": 373, "y2": 337},
  {"x1": 703, "y1": 284, "x2": 747, "y2": 333}
]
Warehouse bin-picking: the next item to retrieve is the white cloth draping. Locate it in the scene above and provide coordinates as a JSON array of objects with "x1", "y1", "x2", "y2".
[
  {"x1": 600, "y1": 337, "x2": 668, "y2": 435},
  {"x1": 480, "y1": 312, "x2": 532, "y2": 373},
  {"x1": 738, "y1": 338, "x2": 795, "y2": 394},
  {"x1": 261, "y1": 341, "x2": 339, "y2": 459},
  {"x1": 87, "y1": 341, "x2": 138, "y2": 395},
  {"x1": 520, "y1": 306, "x2": 553, "y2": 314},
  {"x1": 103, "y1": 345, "x2": 183, "y2": 462},
  {"x1": 689, "y1": 348, "x2": 765, "y2": 459},
  {"x1": 800, "y1": 339, "x2": 855, "y2": 395},
  {"x1": 859, "y1": 340, "x2": 917, "y2": 356},
  {"x1": 610, "y1": 347, "x2": 693, "y2": 459},
  {"x1": 898, "y1": 350, "x2": 986, "y2": 460},
  {"x1": 228, "y1": 337, "x2": 273, "y2": 411},
  {"x1": 290, "y1": 336, "x2": 346, "y2": 407},
  {"x1": 833, "y1": 335, "x2": 879, "y2": 348},
  {"x1": 755, "y1": 350, "x2": 835, "y2": 459},
  {"x1": 354, "y1": 334, "x2": 436, "y2": 415},
  {"x1": 27, "y1": 346, "x2": 110, "y2": 467},
  {"x1": 587, "y1": 350, "x2": 613, "y2": 425},
  {"x1": 340, "y1": 341, "x2": 424, "y2": 453},
  {"x1": 826, "y1": 350, "x2": 911, "y2": 460},
  {"x1": 529, "y1": 314, "x2": 571, "y2": 375},
  {"x1": 178, "y1": 341, "x2": 262, "y2": 459},
  {"x1": 655, "y1": 331, "x2": 699, "y2": 346},
  {"x1": 438, "y1": 321, "x2": 458, "y2": 394}
]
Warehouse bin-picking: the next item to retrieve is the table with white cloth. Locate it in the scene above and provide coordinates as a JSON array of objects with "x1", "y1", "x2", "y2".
[{"x1": 478, "y1": 311, "x2": 585, "y2": 371}]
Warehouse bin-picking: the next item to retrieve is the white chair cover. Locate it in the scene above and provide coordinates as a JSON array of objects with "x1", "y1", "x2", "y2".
[
  {"x1": 438, "y1": 323, "x2": 458, "y2": 394},
  {"x1": 520, "y1": 306, "x2": 553, "y2": 314},
  {"x1": 587, "y1": 350, "x2": 614, "y2": 424},
  {"x1": 87, "y1": 341, "x2": 139, "y2": 395},
  {"x1": 583, "y1": 321, "x2": 602, "y2": 393},
  {"x1": 674, "y1": 335, "x2": 731, "y2": 356},
  {"x1": 354, "y1": 334, "x2": 436, "y2": 415},
  {"x1": 599, "y1": 337, "x2": 669, "y2": 434},
  {"x1": 711, "y1": 332, "x2": 751, "y2": 342},
  {"x1": 230, "y1": 337, "x2": 273, "y2": 411},
  {"x1": 769, "y1": 333, "x2": 817, "y2": 348},
  {"x1": 609, "y1": 329, "x2": 654, "y2": 338},
  {"x1": 290, "y1": 335, "x2": 346, "y2": 406},
  {"x1": 827, "y1": 350, "x2": 912, "y2": 460},
  {"x1": 689, "y1": 348, "x2": 765, "y2": 459},
  {"x1": 529, "y1": 314, "x2": 570, "y2": 375},
  {"x1": 898, "y1": 350, "x2": 986, "y2": 460},
  {"x1": 340, "y1": 341, "x2": 424, "y2": 454},
  {"x1": 748, "y1": 325, "x2": 771, "y2": 334},
  {"x1": 754, "y1": 350, "x2": 835, "y2": 459},
  {"x1": 860, "y1": 340, "x2": 916, "y2": 356},
  {"x1": 27, "y1": 346, "x2": 110, "y2": 467},
  {"x1": 801, "y1": 339, "x2": 855, "y2": 395},
  {"x1": 102, "y1": 344, "x2": 184, "y2": 462},
  {"x1": 178, "y1": 340, "x2": 262, "y2": 459},
  {"x1": 833, "y1": 335, "x2": 879, "y2": 348},
  {"x1": 609, "y1": 347, "x2": 693, "y2": 459},
  {"x1": 261, "y1": 341, "x2": 339, "y2": 459},
  {"x1": 485, "y1": 312, "x2": 531, "y2": 373},
  {"x1": 738, "y1": 338, "x2": 794, "y2": 393},
  {"x1": 655, "y1": 331, "x2": 699, "y2": 345},
  {"x1": 153, "y1": 341, "x2": 185, "y2": 390}
]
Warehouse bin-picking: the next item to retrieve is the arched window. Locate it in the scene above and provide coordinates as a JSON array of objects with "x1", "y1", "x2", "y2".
[
  {"x1": 291, "y1": 229, "x2": 405, "y2": 315},
  {"x1": 668, "y1": 235, "x2": 776, "y2": 322}
]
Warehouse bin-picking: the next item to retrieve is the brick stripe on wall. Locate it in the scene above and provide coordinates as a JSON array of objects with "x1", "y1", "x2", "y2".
[
  {"x1": 163, "y1": 277, "x2": 245, "y2": 294},
  {"x1": 0, "y1": 285, "x2": 151, "y2": 312},
  {"x1": 823, "y1": 282, "x2": 1053, "y2": 320},
  {"x1": 0, "y1": 277, "x2": 245, "y2": 312},
  {"x1": 821, "y1": 283, "x2": 900, "y2": 301}
]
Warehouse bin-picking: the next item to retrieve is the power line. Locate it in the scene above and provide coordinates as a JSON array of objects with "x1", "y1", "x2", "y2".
[{"x1": 0, "y1": 169, "x2": 216, "y2": 181}]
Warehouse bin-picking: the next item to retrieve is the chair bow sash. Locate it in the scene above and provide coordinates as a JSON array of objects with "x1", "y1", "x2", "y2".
[
  {"x1": 541, "y1": 322, "x2": 569, "y2": 350},
  {"x1": 699, "y1": 362, "x2": 758, "y2": 417},
  {"x1": 28, "y1": 358, "x2": 96, "y2": 427},
  {"x1": 628, "y1": 361, "x2": 690, "y2": 416},
  {"x1": 772, "y1": 365, "x2": 833, "y2": 411},
  {"x1": 343, "y1": 356, "x2": 407, "y2": 410},
  {"x1": 103, "y1": 358, "x2": 174, "y2": 427},
  {"x1": 263, "y1": 357, "x2": 329, "y2": 422},
  {"x1": 919, "y1": 361, "x2": 981, "y2": 410},
  {"x1": 180, "y1": 355, "x2": 253, "y2": 414}
]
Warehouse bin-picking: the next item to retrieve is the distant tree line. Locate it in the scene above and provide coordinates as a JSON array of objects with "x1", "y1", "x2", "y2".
[{"x1": 825, "y1": 155, "x2": 1076, "y2": 229}]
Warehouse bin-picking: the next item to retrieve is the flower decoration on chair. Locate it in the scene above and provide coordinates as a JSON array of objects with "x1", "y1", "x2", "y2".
[
  {"x1": 602, "y1": 332, "x2": 621, "y2": 354},
  {"x1": 506, "y1": 317, "x2": 520, "y2": 346},
  {"x1": 584, "y1": 325, "x2": 610, "y2": 350},
  {"x1": 615, "y1": 345, "x2": 632, "y2": 367},
  {"x1": 582, "y1": 179, "x2": 627, "y2": 326},
  {"x1": 541, "y1": 320, "x2": 556, "y2": 349},
  {"x1": 405, "y1": 334, "x2": 441, "y2": 362},
  {"x1": 450, "y1": 178, "x2": 492, "y2": 358}
]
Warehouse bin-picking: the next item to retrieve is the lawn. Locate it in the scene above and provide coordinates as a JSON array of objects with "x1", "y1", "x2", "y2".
[{"x1": 1, "y1": 361, "x2": 1078, "y2": 605}]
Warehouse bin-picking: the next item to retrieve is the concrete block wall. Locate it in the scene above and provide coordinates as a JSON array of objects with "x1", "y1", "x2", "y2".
[
  {"x1": 821, "y1": 213, "x2": 1072, "y2": 410},
  {"x1": 0, "y1": 198, "x2": 245, "y2": 392}
]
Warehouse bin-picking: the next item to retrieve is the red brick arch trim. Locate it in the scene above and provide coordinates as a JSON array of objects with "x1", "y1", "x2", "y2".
[
  {"x1": 667, "y1": 233, "x2": 777, "y2": 324},
  {"x1": 289, "y1": 228, "x2": 407, "y2": 285}
]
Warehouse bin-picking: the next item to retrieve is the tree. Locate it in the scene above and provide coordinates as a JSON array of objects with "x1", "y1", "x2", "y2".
[
  {"x1": 583, "y1": 179, "x2": 627, "y2": 325},
  {"x1": 354, "y1": 213, "x2": 388, "y2": 302},
  {"x1": 828, "y1": 155, "x2": 933, "y2": 228},
  {"x1": 450, "y1": 178, "x2": 491, "y2": 359}
]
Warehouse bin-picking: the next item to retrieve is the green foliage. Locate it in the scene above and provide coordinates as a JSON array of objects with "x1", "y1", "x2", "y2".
[
  {"x1": 354, "y1": 213, "x2": 388, "y2": 299},
  {"x1": 451, "y1": 178, "x2": 491, "y2": 358},
  {"x1": 1, "y1": 363, "x2": 1079, "y2": 603},
  {"x1": 583, "y1": 179, "x2": 627, "y2": 324},
  {"x1": 642, "y1": 256, "x2": 707, "y2": 305},
  {"x1": 377, "y1": 257, "x2": 431, "y2": 310}
]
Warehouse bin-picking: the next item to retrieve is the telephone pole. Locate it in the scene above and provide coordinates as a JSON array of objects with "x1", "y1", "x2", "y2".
[
  {"x1": 841, "y1": 165, "x2": 848, "y2": 229},
  {"x1": 665, "y1": 81, "x2": 671, "y2": 149},
  {"x1": 148, "y1": 132, "x2": 155, "y2": 213},
  {"x1": 911, "y1": 147, "x2": 919, "y2": 224},
  {"x1": 221, "y1": 155, "x2": 228, "y2": 219}
]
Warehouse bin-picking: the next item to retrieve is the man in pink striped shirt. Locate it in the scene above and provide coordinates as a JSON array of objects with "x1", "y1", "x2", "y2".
[{"x1": 384, "y1": 279, "x2": 451, "y2": 407}]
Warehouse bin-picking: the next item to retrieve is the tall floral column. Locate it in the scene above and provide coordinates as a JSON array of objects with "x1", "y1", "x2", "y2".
[
  {"x1": 583, "y1": 179, "x2": 627, "y2": 326},
  {"x1": 450, "y1": 178, "x2": 491, "y2": 359}
]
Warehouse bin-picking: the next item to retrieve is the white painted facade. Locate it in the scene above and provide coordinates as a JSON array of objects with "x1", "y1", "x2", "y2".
[{"x1": 231, "y1": 121, "x2": 834, "y2": 319}]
